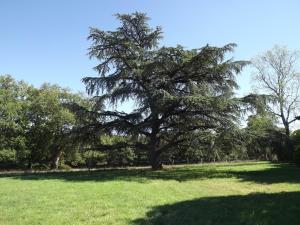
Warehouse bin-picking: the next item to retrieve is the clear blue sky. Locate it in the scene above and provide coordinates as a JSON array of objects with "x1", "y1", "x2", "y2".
[{"x1": 1, "y1": 0, "x2": 300, "y2": 96}]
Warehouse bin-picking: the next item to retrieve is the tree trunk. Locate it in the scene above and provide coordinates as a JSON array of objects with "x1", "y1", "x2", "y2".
[
  {"x1": 149, "y1": 115, "x2": 162, "y2": 170},
  {"x1": 283, "y1": 120, "x2": 294, "y2": 160},
  {"x1": 283, "y1": 122, "x2": 294, "y2": 160},
  {"x1": 285, "y1": 137, "x2": 294, "y2": 160},
  {"x1": 51, "y1": 150, "x2": 62, "y2": 170},
  {"x1": 150, "y1": 148, "x2": 162, "y2": 170}
]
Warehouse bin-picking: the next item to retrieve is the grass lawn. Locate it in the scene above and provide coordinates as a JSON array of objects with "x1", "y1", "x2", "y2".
[{"x1": 0, "y1": 161, "x2": 300, "y2": 225}]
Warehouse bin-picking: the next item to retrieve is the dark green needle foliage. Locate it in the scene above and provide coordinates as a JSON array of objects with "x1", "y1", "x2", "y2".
[{"x1": 83, "y1": 12, "x2": 248, "y2": 169}]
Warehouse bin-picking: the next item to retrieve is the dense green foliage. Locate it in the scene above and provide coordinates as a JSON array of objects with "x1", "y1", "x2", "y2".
[
  {"x1": 1, "y1": 162, "x2": 300, "y2": 225},
  {"x1": 291, "y1": 130, "x2": 300, "y2": 165},
  {"x1": 0, "y1": 73, "x2": 290, "y2": 168},
  {"x1": 0, "y1": 75, "x2": 90, "y2": 169},
  {"x1": 0, "y1": 76, "x2": 27, "y2": 167}
]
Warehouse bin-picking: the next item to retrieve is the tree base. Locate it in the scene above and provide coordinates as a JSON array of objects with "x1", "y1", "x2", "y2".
[{"x1": 151, "y1": 163, "x2": 163, "y2": 170}]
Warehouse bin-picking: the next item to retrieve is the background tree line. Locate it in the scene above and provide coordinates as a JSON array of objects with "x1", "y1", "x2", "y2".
[
  {"x1": 0, "y1": 73, "x2": 300, "y2": 169},
  {"x1": 1, "y1": 12, "x2": 300, "y2": 170},
  {"x1": 0, "y1": 73, "x2": 298, "y2": 170}
]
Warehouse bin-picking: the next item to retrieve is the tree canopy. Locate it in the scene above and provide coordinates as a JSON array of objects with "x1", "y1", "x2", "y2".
[
  {"x1": 252, "y1": 45, "x2": 300, "y2": 159},
  {"x1": 83, "y1": 12, "x2": 248, "y2": 169}
]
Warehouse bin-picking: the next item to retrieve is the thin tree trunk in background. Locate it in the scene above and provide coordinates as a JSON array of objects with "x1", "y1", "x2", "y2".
[
  {"x1": 283, "y1": 121, "x2": 294, "y2": 160},
  {"x1": 51, "y1": 149, "x2": 62, "y2": 170}
]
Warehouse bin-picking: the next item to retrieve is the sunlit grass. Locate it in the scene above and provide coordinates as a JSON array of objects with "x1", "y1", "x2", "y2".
[{"x1": 0, "y1": 161, "x2": 299, "y2": 225}]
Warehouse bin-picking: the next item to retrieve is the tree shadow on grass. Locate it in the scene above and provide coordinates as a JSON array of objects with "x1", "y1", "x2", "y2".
[
  {"x1": 229, "y1": 163, "x2": 300, "y2": 184},
  {"x1": 133, "y1": 192, "x2": 300, "y2": 225},
  {"x1": 0, "y1": 162, "x2": 299, "y2": 184},
  {"x1": 0, "y1": 167, "x2": 231, "y2": 183}
]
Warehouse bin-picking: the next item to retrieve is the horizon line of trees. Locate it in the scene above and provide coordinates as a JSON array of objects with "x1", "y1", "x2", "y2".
[
  {"x1": 1, "y1": 12, "x2": 300, "y2": 170},
  {"x1": 0, "y1": 72, "x2": 299, "y2": 170}
]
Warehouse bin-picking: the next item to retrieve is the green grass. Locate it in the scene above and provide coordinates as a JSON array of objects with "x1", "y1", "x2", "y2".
[{"x1": 1, "y1": 161, "x2": 300, "y2": 225}]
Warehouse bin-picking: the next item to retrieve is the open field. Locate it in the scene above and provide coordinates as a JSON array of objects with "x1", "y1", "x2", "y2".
[{"x1": 0, "y1": 161, "x2": 300, "y2": 225}]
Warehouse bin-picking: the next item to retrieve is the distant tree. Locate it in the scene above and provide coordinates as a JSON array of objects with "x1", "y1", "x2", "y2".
[
  {"x1": 252, "y1": 46, "x2": 300, "y2": 159},
  {"x1": 212, "y1": 126, "x2": 247, "y2": 161},
  {"x1": 0, "y1": 75, "x2": 29, "y2": 167},
  {"x1": 25, "y1": 84, "x2": 79, "y2": 169},
  {"x1": 291, "y1": 129, "x2": 300, "y2": 164},
  {"x1": 291, "y1": 129, "x2": 300, "y2": 147},
  {"x1": 83, "y1": 12, "x2": 248, "y2": 170},
  {"x1": 244, "y1": 114, "x2": 284, "y2": 160}
]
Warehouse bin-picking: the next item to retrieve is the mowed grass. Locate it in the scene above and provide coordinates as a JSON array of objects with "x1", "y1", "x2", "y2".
[{"x1": 1, "y1": 162, "x2": 300, "y2": 225}]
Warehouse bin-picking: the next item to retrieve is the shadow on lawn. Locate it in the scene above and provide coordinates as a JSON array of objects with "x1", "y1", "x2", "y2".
[
  {"x1": 133, "y1": 191, "x2": 300, "y2": 225},
  {"x1": 0, "y1": 167, "x2": 229, "y2": 183},
  {"x1": 229, "y1": 163, "x2": 300, "y2": 184},
  {"x1": 0, "y1": 162, "x2": 299, "y2": 184}
]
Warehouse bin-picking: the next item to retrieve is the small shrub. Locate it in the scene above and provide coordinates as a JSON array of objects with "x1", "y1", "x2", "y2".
[
  {"x1": 31, "y1": 163, "x2": 49, "y2": 170},
  {"x1": 58, "y1": 164, "x2": 72, "y2": 171}
]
